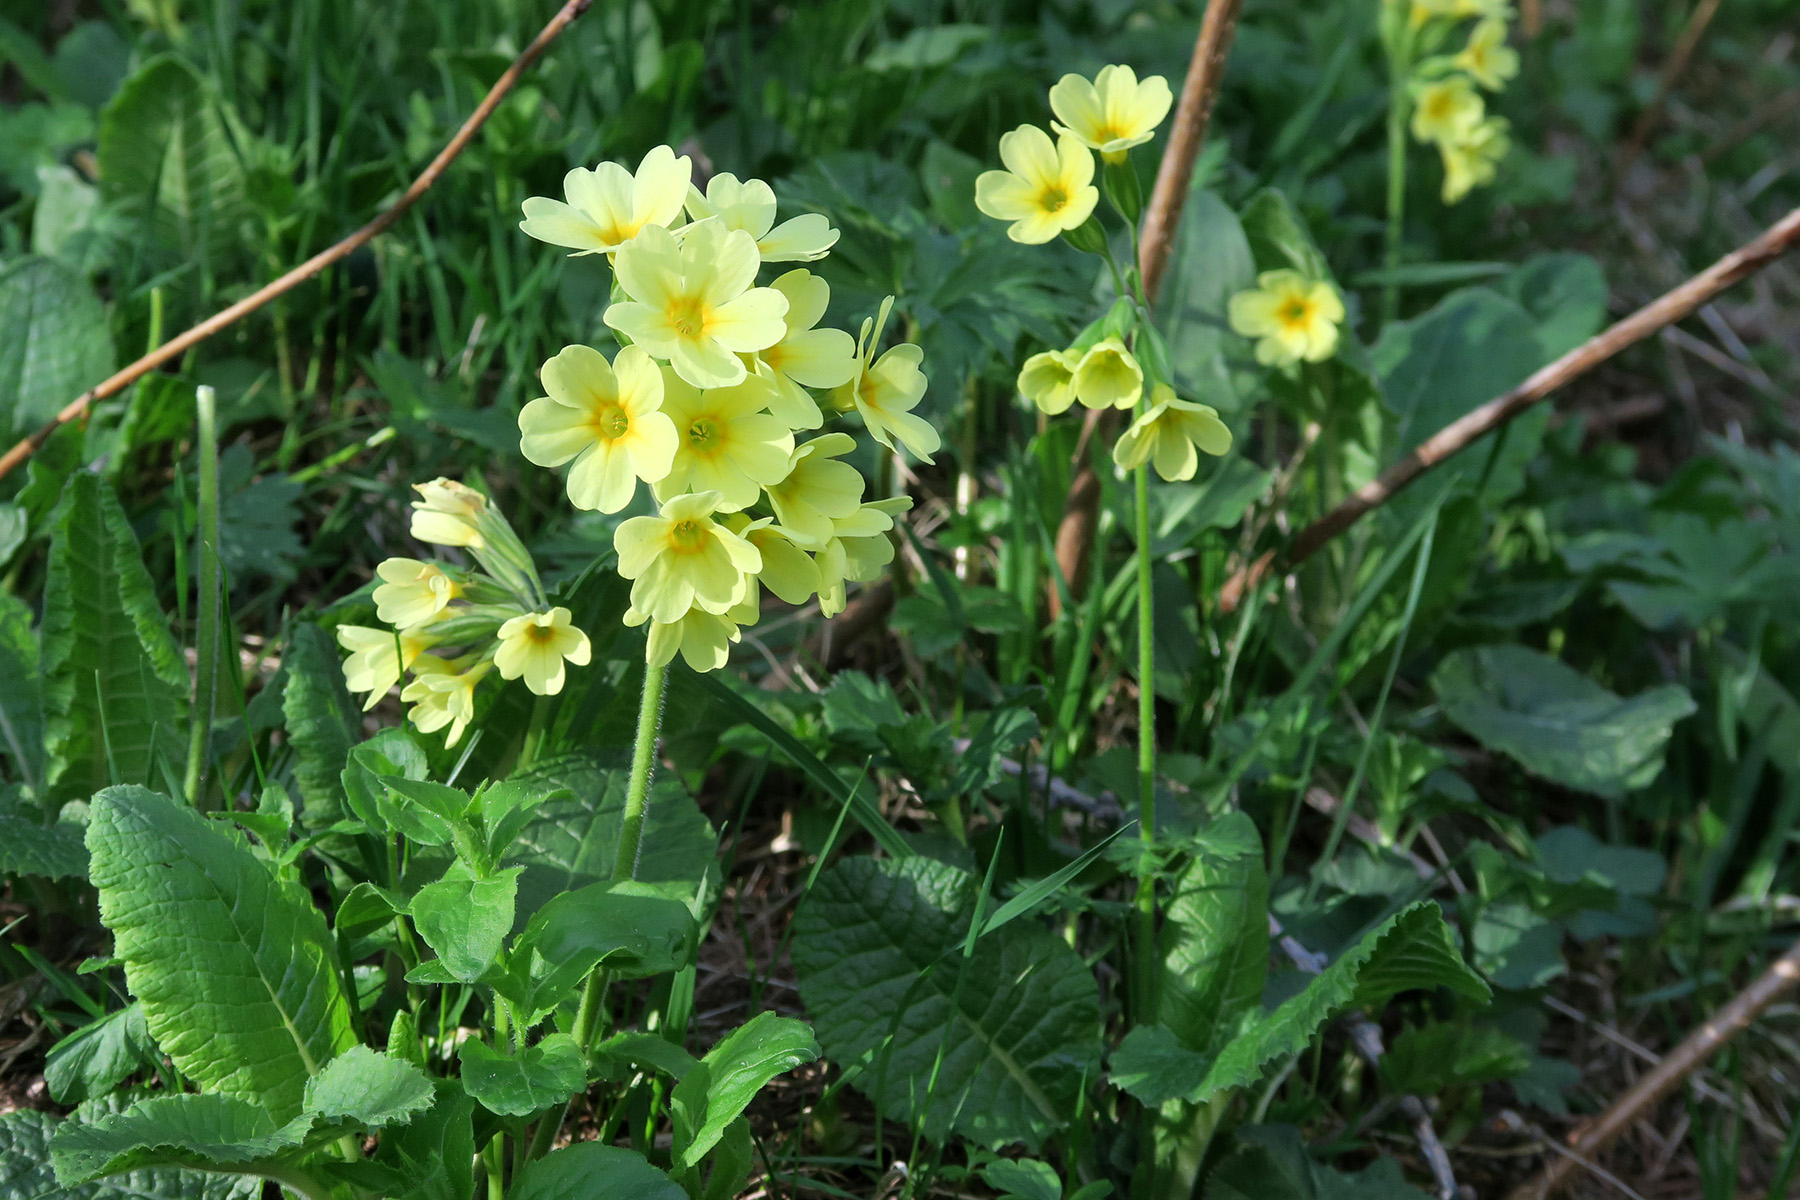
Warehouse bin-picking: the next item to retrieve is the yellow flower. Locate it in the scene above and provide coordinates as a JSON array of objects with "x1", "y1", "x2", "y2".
[
  {"x1": 816, "y1": 498, "x2": 907, "y2": 618},
  {"x1": 614, "y1": 491, "x2": 762, "y2": 622},
  {"x1": 683, "y1": 173, "x2": 839, "y2": 263},
  {"x1": 1227, "y1": 270, "x2": 1345, "y2": 366},
  {"x1": 1048, "y1": 64, "x2": 1173, "y2": 160},
  {"x1": 337, "y1": 625, "x2": 434, "y2": 711},
  {"x1": 495, "y1": 607, "x2": 592, "y2": 696},
  {"x1": 753, "y1": 269, "x2": 859, "y2": 430},
  {"x1": 1410, "y1": 76, "x2": 1485, "y2": 145},
  {"x1": 974, "y1": 125, "x2": 1099, "y2": 244},
  {"x1": 764, "y1": 433, "x2": 865, "y2": 547},
  {"x1": 729, "y1": 517, "x2": 822, "y2": 606},
  {"x1": 1072, "y1": 337, "x2": 1143, "y2": 410},
  {"x1": 833, "y1": 297, "x2": 940, "y2": 462},
  {"x1": 654, "y1": 369, "x2": 795, "y2": 511},
  {"x1": 373, "y1": 558, "x2": 461, "y2": 630},
  {"x1": 1112, "y1": 385, "x2": 1233, "y2": 481},
  {"x1": 519, "y1": 344, "x2": 676, "y2": 514},
  {"x1": 1454, "y1": 19, "x2": 1519, "y2": 89},
  {"x1": 1440, "y1": 117, "x2": 1511, "y2": 203},
  {"x1": 410, "y1": 479, "x2": 487, "y2": 548},
  {"x1": 604, "y1": 219, "x2": 789, "y2": 390},
  {"x1": 518, "y1": 144, "x2": 690, "y2": 256},
  {"x1": 626, "y1": 605, "x2": 741, "y2": 673},
  {"x1": 1412, "y1": 0, "x2": 1510, "y2": 24},
  {"x1": 401, "y1": 657, "x2": 490, "y2": 747},
  {"x1": 1018, "y1": 348, "x2": 1081, "y2": 415}
]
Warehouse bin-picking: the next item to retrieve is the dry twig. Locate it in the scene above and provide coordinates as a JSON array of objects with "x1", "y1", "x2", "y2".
[
  {"x1": 1506, "y1": 939, "x2": 1800, "y2": 1200},
  {"x1": 1219, "y1": 202, "x2": 1800, "y2": 612},
  {"x1": 0, "y1": 0, "x2": 595, "y2": 483}
]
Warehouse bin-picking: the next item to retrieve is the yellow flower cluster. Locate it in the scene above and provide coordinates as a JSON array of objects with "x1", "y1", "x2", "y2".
[
  {"x1": 976, "y1": 66, "x2": 1232, "y2": 483},
  {"x1": 517, "y1": 146, "x2": 933, "y2": 672},
  {"x1": 1405, "y1": 2, "x2": 1518, "y2": 203},
  {"x1": 337, "y1": 480, "x2": 593, "y2": 745}
]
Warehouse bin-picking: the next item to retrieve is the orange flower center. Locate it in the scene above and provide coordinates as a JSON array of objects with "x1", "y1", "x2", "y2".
[
  {"x1": 669, "y1": 519, "x2": 709, "y2": 554},
  {"x1": 668, "y1": 296, "x2": 709, "y2": 338}
]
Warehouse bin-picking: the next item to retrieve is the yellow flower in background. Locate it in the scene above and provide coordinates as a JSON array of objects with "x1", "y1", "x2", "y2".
[
  {"x1": 764, "y1": 433, "x2": 865, "y2": 547},
  {"x1": 1048, "y1": 64, "x2": 1173, "y2": 160},
  {"x1": 1072, "y1": 337, "x2": 1143, "y2": 410},
  {"x1": 1440, "y1": 117, "x2": 1511, "y2": 202},
  {"x1": 1410, "y1": 76, "x2": 1485, "y2": 145},
  {"x1": 372, "y1": 558, "x2": 460, "y2": 630},
  {"x1": 519, "y1": 344, "x2": 676, "y2": 514},
  {"x1": 401, "y1": 657, "x2": 490, "y2": 747},
  {"x1": 518, "y1": 144, "x2": 691, "y2": 256},
  {"x1": 684, "y1": 173, "x2": 840, "y2": 263},
  {"x1": 337, "y1": 625, "x2": 435, "y2": 711},
  {"x1": 1409, "y1": 0, "x2": 1508, "y2": 25},
  {"x1": 655, "y1": 370, "x2": 795, "y2": 511},
  {"x1": 1227, "y1": 270, "x2": 1345, "y2": 365},
  {"x1": 410, "y1": 478, "x2": 488, "y2": 548},
  {"x1": 974, "y1": 125, "x2": 1098, "y2": 245},
  {"x1": 604, "y1": 220, "x2": 789, "y2": 390},
  {"x1": 1113, "y1": 385, "x2": 1233, "y2": 481},
  {"x1": 754, "y1": 269, "x2": 860, "y2": 430},
  {"x1": 834, "y1": 297, "x2": 940, "y2": 462},
  {"x1": 1018, "y1": 348, "x2": 1081, "y2": 415},
  {"x1": 627, "y1": 605, "x2": 741, "y2": 672},
  {"x1": 614, "y1": 491, "x2": 762, "y2": 622},
  {"x1": 494, "y1": 607, "x2": 592, "y2": 696},
  {"x1": 1454, "y1": 19, "x2": 1519, "y2": 89}
]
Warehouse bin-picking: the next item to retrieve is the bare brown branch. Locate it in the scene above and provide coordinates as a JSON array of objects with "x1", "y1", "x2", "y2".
[
  {"x1": 1219, "y1": 203, "x2": 1800, "y2": 612},
  {"x1": 1506, "y1": 939, "x2": 1800, "y2": 1200},
  {"x1": 0, "y1": 0, "x2": 595, "y2": 483}
]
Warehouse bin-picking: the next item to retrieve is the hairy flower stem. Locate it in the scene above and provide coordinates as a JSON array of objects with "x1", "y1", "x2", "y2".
[
  {"x1": 1381, "y1": 38, "x2": 1414, "y2": 324},
  {"x1": 184, "y1": 386, "x2": 222, "y2": 810},
  {"x1": 532, "y1": 661, "x2": 670, "y2": 1164},
  {"x1": 1131, "y1": 458, "x2": 1157, "y2": 1022}
]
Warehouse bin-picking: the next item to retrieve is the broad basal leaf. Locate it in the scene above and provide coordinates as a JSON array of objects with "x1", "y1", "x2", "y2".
[
  {"x1": 45, "y1": 1003, "x2": 150, "y2": 1104},
  {"x1": 49, "y1": 1094, "x2": 310, "y2": 1184},
  {"x1": 671, "y1": 1012, "x2": 818, "y2": 1169},
  {"x1": 302, "y1": 1046, "x2": 436, "y2": 1130},
  {"x1": 369, "y1": 1079, "x2": 474, "y2": 1200},
  {"x1": 0, "y1": 256, "x2": 114, "y2": 442},
  {"x1": 459, "y1": 1034, "x2": 585, "y2": 1118},
  {"x1": 40, "y1": 473, "x2": 187, "y2": 800},
  {"x1": 1159, "y1": 812, "x2": 1268, "y2": 1053},
  {"x1": 0, "y1": 591, "x2": 46, "y2": 792},
  {"x1": 87, "y1": 786, "x2": 356, "y2": 1121},
  {"x1": 1109, "y1": 1024, "x2": 1212, "y2": 1106},
  {"x1": 96, "y1": 56, "x2": 244, "y2": 263},
  {"x1": 507, "y1": 879, "x2": 698, "y2": 1018},
  {"x1": 279, "y1": 622, "x2": 359, "y2": 826},
  {"x1": 792, "y1": 855, "x2": 1102, "y2": 1150},
  {"x1": 0, "y1": 789, "x2": 89, "y2": 880},
  {"x1": 1205, "y1": 1123, "x2": 1433, "y2": 1200},
  {"x1": 507, "y1": 754, "x2": 714, "y2": 920},
  {"x1": 0, "y1": 1109, "x2": 257, "y2": 1200},
  {"x1": 409, "y1": 865, "x2": 519, "y2": 983},
  {"x1": 509, "y1": 1142, "x2": 685, "y2": 1200},
  {"x1": 1189, "y1": 903, "x2": 1488, "y2": 1106},
  {"x1": 1432, "y1": 644, "x2": 1696, "y2": 798}
]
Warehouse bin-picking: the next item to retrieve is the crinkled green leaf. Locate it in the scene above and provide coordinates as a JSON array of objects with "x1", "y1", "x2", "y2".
[
  {"x1": 1205, "y1": 1123, "x2": 1433, "y2": 1200},
  {"x1": 792, "y1": 855, "x2": 1101, "y2": 1149},
  {"x1": 507, "y1": 754, "x2": 714, "y2": 919},
  {"x1": 459, "y1": 1034, "x2": 584, "y2": 1118},
  {"x1": 1433, "y1": 644, "x2": 1696, "y2": 799},
  {"x1": 982, "y1": 1159, "x2": 1063, "y2": 1200},
  {"x1": 0, "y1": 256, "x2": 113, "y2": 441},
  {"x1": 0, "y1": 1109, "x2": 258, "y2": 1200},
  {"x1": 1159, "y1": 812, "x2": 1268, "y2": 1053},
  {"x1": 409, "y1": 866, "x2": 519, "y2": 983},
  {"x1": 49, "y1": 1095, "x2": 310, "y2": 1184},
  {"x1": 1190, "y1": 904, "x2": 1488, "y2": 1106},
  {"x1": 671, "y1": 1012, "x2": 818, "y2": 1169},
  {"x1": 370, "y1": 1079, "x2": 474, "y2": 1200},
  {"x1": 509, "y1": 1142, "x2": 684, "y2": 1200},
  {"x1": 0, "y1": 789, "x2": 88, "y2": 879},
  {"x1": 302, "y1": 1046, "x2": 435, "y2": 1130},
  {"x1": 45, "y1": 1003, "x2": 149, "y2": 1104},
  {"x1": 40, "y1": 472, "x2": 188, "y2": 800},
  {"x1": 279, "y1": 622, "x2": 359, "y2": 826},
  {"x1": 86, "y1": 785, "x2": 356, "y2": 1121},
  {"x1": 508, "y1": 879, "x2": 697, "y2": 1018},
  {"x1": 1109, "y1": 1024, "x2": 1213, "y2": 1106},
  {"x1": 0, "y1": 592, "x2": 45, "y2": 792}
]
